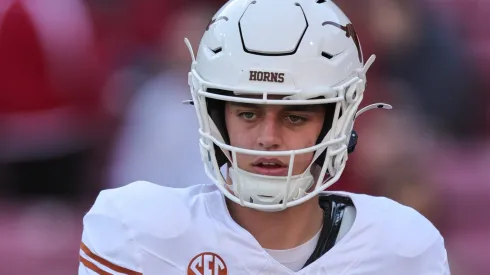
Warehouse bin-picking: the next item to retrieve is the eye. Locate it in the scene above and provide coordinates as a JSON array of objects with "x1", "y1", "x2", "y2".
[
  {"x1": 286, "y1": 115, "x2": 306, "y2": 125},
  {"x1": 238, "y1": 112, "x2": 257, "y2": 121}
]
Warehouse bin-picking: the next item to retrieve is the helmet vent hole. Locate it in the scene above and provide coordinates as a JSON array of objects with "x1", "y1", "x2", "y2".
[
  {"x1": 316, "y1": 0, "x2": 327, "y2": 3},
  {"x1": 209, "y1": 46, "x2": 222, "y2": 54},
  {"x1": 321, "y1": 51, "x2": 333, "y2": 59}
]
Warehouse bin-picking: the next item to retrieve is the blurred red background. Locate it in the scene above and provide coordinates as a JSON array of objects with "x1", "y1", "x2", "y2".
[{"x1": 0, "y1": 0, "x2": 488, "y2": 274}]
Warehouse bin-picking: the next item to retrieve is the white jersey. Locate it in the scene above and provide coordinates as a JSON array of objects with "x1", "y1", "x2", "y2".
[{"x1": 79, "y1": 181, "x2": 450, "y2": 275}]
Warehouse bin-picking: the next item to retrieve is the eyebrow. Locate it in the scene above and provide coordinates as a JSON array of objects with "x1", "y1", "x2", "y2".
[{"x1": 228, "y1": 102, "x2": 324, "y2": 112}]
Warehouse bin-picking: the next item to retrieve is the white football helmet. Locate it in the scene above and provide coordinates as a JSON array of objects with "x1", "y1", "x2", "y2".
[{"x1": 186, "y1": 0, "x2": 390, "y2": 211}]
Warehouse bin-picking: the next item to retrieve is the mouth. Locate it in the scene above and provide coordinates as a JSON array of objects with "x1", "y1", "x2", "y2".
[{"x1": 252, "y1": 158, "x2": 289, "y2": 176}]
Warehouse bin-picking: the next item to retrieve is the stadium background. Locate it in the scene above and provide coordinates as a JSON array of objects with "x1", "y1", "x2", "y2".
[{"x1": 0, "y1": 0, "x2": 488, "y2": 274}]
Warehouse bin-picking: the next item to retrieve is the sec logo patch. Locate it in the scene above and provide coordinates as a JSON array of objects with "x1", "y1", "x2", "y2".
[{"x1": 187, "y1": 252, "x2": 228, "y2": 275}]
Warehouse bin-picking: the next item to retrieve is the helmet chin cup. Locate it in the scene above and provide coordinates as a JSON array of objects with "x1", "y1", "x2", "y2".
[{"x1": 229, "y1": 166, "x2": 314, "y2": 211}]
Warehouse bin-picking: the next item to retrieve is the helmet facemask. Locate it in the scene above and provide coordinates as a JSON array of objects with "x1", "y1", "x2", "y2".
[{"x1": 189, "y1": 73, "x2": 367, "y2": 212}]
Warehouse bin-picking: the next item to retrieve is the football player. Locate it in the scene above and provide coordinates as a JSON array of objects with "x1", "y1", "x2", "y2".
[{"x1": 79, "y1": 0, "x2": 450, "y2": 274}]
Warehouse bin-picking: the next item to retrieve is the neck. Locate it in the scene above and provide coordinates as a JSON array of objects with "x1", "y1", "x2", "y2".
[{"x1": 226, "y1": 196, "x2": 324, "y2": 250}]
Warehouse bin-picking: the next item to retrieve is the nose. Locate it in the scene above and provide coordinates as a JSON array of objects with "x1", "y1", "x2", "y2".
[{"x1": 256, "y1": 114, "x2": 281, "y2": 150}]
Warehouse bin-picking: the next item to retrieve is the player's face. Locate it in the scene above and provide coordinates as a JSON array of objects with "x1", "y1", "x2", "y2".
[{"x1": 225, "y1": 98, "x2": 325, "y2": 176}]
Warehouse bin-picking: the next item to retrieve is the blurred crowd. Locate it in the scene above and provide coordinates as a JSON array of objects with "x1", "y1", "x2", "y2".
[{"x1": 0, "y1": 0, "x2": 488, "y2": 274}]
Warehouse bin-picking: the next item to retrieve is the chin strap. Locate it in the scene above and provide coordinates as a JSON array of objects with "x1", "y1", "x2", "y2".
[{"x1": 302, "y1": 194, "x2": 354, "y2": 268}]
